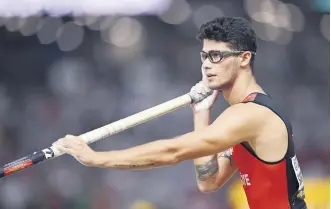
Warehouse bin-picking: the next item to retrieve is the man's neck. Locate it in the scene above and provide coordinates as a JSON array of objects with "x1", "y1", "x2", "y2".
[{"x1": 222, "y1": 72, "x2": 264, "y2": 105}]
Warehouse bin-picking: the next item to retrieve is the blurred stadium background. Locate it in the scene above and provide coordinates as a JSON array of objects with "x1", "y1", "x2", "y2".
[{"x1": 0, "y1": 0, "x2": 329, "y2": 208}]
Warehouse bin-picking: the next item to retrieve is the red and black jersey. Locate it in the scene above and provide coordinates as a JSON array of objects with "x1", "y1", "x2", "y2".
[{"x1": 232, "y1": 93, "x2": 307, "y2": 209}]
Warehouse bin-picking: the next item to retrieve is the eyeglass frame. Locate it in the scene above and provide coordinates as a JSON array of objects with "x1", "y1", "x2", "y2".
[{"x1": 200, "y1": 50, "x2": 256, "y2": 64}]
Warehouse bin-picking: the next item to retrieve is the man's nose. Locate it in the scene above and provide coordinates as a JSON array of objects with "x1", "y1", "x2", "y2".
[
  {"x1": 201, "y1": 65, "x2": 211, "y2": 79},
  {"x1": 202, "y1": 63, "x2": 212, "y2": 72}
]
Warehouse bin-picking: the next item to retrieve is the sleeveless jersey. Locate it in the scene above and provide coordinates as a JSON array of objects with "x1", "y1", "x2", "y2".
[{"x1": 231, "y1": 93, "x2": 307, "y2": 209}]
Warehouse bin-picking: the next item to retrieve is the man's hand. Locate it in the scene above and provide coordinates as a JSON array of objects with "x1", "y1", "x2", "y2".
[
  {"x1": 53, "y1": 135, "x2": 98, "y2": 166},
  {"x1": 190, "y1": 79, "x2": 220, "y2": 113}
]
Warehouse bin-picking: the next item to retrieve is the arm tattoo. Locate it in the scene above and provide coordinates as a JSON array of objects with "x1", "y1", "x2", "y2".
[
  {"x1": 114, "y1": 163, "x2": 155, "y2": 169},
  {"x1": 219, "y1": 148, "x2": 233, "y2": 166},
  {"x1": 195, "y1": 156, "x2": 219, "y2": 181}
]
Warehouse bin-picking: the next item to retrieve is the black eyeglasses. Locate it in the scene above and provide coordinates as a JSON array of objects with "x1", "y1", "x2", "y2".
[{"x1": 200, "y1": 50, "x2": 256, "y2": 64}]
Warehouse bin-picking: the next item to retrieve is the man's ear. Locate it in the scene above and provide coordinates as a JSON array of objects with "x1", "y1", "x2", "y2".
[{"x1": 240, "y1": 51, "x2": 252, "y2": 67}]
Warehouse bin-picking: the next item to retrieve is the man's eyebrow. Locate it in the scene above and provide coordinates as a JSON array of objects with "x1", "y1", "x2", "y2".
[
  {"x1": 201, "y1": 50, "x2": 213, "y2": 53},
  {"x1": 202, "y1": 50, "x2": 222, "y2": 53}
]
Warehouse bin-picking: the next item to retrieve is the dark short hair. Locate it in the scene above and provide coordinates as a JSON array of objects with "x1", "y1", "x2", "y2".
[{"x1": 197, "y1": 17, "x2": 257, "y2": 68}]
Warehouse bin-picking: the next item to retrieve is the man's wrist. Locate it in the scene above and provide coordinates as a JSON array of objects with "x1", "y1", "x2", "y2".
[
  {"x1": 193, "y1": 109, "x2": 211, "y2": 115},
  {"x1": 193, "y1": 109, "x2": 210, "y2": 129},
  {"x1": 88, "y1": 151, "x2": 107, "y2": 167}
]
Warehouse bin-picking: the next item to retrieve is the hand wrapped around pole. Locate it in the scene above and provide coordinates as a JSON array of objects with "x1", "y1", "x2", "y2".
[{"x1": 190, "y1": 69, "x2": 220, "y2": 113}]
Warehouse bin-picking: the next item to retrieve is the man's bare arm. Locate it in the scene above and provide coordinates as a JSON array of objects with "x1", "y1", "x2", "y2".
[
  {"x1": 80, "y1": 103, "x2": 258, "y2": 170},
  {"x1": 195, "y1": 149, "x2": 237, "y2": 192},
  {"x1": 192, "y1": 111, "x2": 237, "y2": 192},
  {"x1": 195, "y1": 155, "x2": 219, "y2": 181},
  {"x1": 192, "y1": 110, "x2": 218, "y2": 181}
]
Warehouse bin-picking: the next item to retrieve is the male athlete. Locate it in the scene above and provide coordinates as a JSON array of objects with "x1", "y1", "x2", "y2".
[{"x1": 54, "y1": 17, "x2": 307, "y2": 209}]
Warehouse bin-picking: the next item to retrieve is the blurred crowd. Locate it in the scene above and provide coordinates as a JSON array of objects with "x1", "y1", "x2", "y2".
[{"x1": 0, "y1": 0, "x2": 329, "y2": 208}]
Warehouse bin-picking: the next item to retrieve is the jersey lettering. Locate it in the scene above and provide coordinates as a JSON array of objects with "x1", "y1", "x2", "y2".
[
  {"x1": 291, "y1": 155, "x2": 304, "y2": 190},
  {"x1": 240, "y1": 173, "x2": 251, "y2": 186}
]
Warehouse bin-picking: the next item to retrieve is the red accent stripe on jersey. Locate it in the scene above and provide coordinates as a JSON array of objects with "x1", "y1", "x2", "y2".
[{"x1": 242, "y1": 93, "x2": 257, "y2": 102}]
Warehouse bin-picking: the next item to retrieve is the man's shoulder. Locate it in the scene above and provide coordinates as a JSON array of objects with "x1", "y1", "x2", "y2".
[
  {"x1": 208, "y1": 102, "x2": 267, "y2": 145},
  {"x1": 212, "y1": 102, "x2": 269, "y2": 135},
  {"x1": 222, "y1": 102, "x2": 267, "y2": 120},
  {"x1": 221, "y1": 102, "x2": 286, "y2": 139}
]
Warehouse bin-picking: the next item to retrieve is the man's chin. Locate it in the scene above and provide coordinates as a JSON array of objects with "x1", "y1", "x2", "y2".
[{"x1": 208, "y1": 83, "x2": 223, "y2": 91}]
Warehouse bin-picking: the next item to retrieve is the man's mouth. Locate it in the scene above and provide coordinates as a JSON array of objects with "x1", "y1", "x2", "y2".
[{"x1": 206, "y1": 74, "x2": 216, "y2": 78}]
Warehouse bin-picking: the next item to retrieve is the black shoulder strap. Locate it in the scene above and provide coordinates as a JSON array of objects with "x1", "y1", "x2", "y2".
[{"x1": 241, "y1": 92, "x2": 295, "y2": 157}]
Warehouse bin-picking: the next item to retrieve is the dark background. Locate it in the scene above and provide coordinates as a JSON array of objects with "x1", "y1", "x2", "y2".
[{"x1": 0, "y1": 0, "x2": 329, "y2": 208}]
